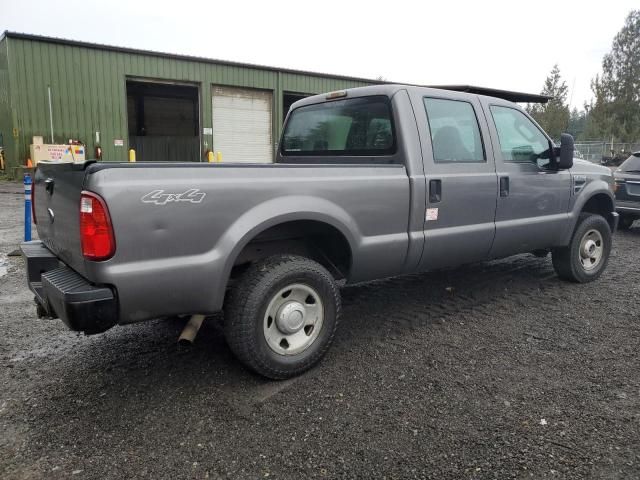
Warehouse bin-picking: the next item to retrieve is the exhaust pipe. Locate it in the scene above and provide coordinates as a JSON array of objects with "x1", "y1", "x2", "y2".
[{"x1": 178, "y1": 314, "x2": 205, "y2": 345}]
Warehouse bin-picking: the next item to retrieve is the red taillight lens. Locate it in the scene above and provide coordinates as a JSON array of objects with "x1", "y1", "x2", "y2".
[{"x1": 80, "y1": 191, "x2": 115, "y2": 260}]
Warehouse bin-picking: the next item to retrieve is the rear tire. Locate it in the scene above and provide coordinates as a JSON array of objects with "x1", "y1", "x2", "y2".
[
  {"x1": 552, "y1": 213, "x2": 612, "y2": 283},
  {"x1": 224, "y1": 255, "x2": 340, "y2": 379}
]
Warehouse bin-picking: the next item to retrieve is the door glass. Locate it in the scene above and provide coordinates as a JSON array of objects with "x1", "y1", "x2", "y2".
[
  {"x1": 423, "y1": 98, "x2": 485, "y2": 163},
  {"x1": 490, "y1": 106, "x2": 552, "y2": 166}
]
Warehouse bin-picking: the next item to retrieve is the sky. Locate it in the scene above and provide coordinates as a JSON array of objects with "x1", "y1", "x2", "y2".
[{"x1": 0, "y1": 0, "x2": 636, "y2": 109}]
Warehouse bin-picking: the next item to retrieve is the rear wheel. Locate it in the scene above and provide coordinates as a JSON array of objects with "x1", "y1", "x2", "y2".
[
  {"x1": 552, "y1": 213, "x2": 612, "y2": 283},
  {"x1": 224, "y1": 255, "x2": 340, "y2": 379}
]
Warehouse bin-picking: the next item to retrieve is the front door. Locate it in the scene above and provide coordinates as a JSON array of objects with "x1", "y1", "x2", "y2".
[
  {"x1": 409, "y1": 90, "x2": 498, "y2": 271},
  {"x1": 481, "y1": 99, "x2": 572, "y2": 258}
]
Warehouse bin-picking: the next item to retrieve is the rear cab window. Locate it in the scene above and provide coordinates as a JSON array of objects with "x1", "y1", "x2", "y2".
[
  {"x1": 423, "y1": 98, "x2": 486, "y2": 163},
  {"x1": 280, "y1": 96, "x2": 396, "y2": 162}
]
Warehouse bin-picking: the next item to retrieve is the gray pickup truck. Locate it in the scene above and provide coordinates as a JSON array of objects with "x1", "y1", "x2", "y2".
[{"x1": 23, "y1": 85, "x2": 618, "y2": 379}]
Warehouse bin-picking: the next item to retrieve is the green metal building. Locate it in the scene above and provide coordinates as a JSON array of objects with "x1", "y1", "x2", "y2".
[{"x1": 0, "y1": 32, "x2": 377, "y2": 176}]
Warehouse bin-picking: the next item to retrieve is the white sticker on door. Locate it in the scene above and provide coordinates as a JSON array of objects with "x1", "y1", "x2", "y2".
[{"x1": 426, "y1": 208, "x2": 439, "y2": 221}]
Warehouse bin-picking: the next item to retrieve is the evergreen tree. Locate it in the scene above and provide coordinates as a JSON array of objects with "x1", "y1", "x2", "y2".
[
  {"x1": 527, "y1": 64, "x2": 570, "y2": 139},
  {"x1": 567, "y1": 107, "x2": 589, "y2": 140},
  {"x1": 586, "y1": 10, "x2": 640, "y2": 142}
]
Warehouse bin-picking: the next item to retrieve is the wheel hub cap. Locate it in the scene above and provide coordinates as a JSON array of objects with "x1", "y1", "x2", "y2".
[
  {"x1": 276, "y1": 301, "x2": 306, "y2": 334},
  {"x1": 263, "y1": 283, "x2": 324, "y2": 356},
  {"x1": 582, "y1": 239, "x2": 597, "y2": 257},
  {"x1": 579, "y1": 229, "x2": 603, "y2": 271}
]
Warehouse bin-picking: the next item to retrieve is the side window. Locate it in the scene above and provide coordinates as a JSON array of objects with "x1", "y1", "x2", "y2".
[
  {"x1": 281, "y1": 96, "x2": 395, "y2": 157},
  {"x1": 489, "y1": 106, "x2": 551, "y2": 166},
  {"x1": 423, "y1": 98, "x2": 485, "y2": 163}
]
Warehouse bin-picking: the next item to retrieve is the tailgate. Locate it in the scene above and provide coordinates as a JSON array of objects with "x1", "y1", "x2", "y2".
[{"x1": 33, "y1": 162, "x2": 88, "y2": 276}]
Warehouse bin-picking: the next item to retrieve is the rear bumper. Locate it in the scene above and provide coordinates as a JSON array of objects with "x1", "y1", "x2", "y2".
[{"x1": 21, "y1": 241, "x2": 118, "y2": 334}]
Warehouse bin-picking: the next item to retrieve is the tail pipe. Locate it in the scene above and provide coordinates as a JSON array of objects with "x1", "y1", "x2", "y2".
[{"x1": 178, "y1": 314, "x2": 206, "y2": 345}]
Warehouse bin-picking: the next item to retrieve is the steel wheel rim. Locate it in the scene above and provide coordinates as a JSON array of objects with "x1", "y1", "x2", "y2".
[
  {"x1": 263, "y1": 283, "x2": 324, "y2": 356},
  {"x1": 579, "y1": 229, "x2": 604, "y2": 271}
]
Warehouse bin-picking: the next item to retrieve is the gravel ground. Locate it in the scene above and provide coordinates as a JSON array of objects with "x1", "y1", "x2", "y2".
[{"x1": 1, "y1": 180, "x2": 639, "y2": 479}]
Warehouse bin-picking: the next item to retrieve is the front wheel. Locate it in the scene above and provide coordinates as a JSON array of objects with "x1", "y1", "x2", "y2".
[
  {"x1": 224, "y1": 255, "x2": 340, "y2": 379},
  {"x1": 552, "y1": 213, "x2": 612, "y2": 283}
]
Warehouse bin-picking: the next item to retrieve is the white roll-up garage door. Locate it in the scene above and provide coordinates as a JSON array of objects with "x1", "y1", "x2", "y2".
[{"x1": 212, "y1": 86, "x2": 273, "y2": 163}]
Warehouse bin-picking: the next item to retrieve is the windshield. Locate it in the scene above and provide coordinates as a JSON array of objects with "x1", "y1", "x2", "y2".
[
  {"x1": 281, "y1": 96, "x2": 395, "y2": 156},
  {"x1": 619, "y1": 154, "x2": 640, "y2": 172}
]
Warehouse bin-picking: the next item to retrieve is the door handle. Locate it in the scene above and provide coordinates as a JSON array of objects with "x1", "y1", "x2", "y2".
[
  {"x1": 45, "y1": 178, "x2": 55, "y2": 195},
  {"x1": 429, "y1": 179, "x2": 442, "y2": 203},
  {"x1": 499, "y1": 176, "x2": 509, "y2": 197}
]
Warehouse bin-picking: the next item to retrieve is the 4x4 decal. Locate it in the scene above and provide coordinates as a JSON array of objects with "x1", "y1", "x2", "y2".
[{"x1": 141, "y1": 189, "x2": 206, "y2": 205}]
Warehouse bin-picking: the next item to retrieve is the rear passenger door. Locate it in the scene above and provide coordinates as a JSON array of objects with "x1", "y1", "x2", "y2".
[
  {"x1": 480, "y1": 99, "x2": 572, "y2": 258},
  {"x1": 409, "y1": 90, "x2": 498, "y2": 271}
]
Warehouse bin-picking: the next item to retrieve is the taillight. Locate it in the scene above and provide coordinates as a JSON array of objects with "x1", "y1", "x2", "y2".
[{"x1": 80, "y1": 191, "x2": 115, "y2": 260}]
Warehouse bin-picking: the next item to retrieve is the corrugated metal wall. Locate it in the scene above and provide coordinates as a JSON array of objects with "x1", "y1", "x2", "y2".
[
  {"x1": 2, "y1": 35, "x2": 373, "y2": 173},
  {"x1": 0, "y1": 36, "x2": 13, "y2": 173}
]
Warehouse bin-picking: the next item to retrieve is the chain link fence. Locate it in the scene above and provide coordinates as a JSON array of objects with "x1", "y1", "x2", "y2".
[{"x1": 574, "y1": 141, "x2": 640, "y2": 164}]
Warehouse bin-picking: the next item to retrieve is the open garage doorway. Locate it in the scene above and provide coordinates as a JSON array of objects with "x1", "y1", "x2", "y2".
[
  {"x1": 283, "y1": 92, "x2": 310, "y2": 121},
  {"x1": 127, "y1": 80, "x2": 200, "y2": 162}
]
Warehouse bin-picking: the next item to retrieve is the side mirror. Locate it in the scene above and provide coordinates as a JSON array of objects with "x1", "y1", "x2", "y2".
[{"x1": 556, "y1": 133, "x2": 574, "y2": 169}]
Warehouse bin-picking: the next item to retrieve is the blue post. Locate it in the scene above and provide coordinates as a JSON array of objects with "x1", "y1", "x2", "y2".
[{"x1": 24, "y1": 173, "x2": 32, "y2": 242}]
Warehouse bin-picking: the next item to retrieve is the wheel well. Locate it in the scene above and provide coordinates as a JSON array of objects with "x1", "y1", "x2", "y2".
[
  {"x1": 231, "y1": 220, "x2": 352, "y2": 280},
  {"x1": 581, "y1": 193, "x2": 615, "y2": 230}
]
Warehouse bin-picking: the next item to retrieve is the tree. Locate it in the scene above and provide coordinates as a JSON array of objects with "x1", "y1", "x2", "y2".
[
  {"x1": 586, "y1": 10, "x2": 640, "y2": 142},
  {"x1": 567, "y1": 107, "x2": 589, "y2": 140},
  {"x1": 527, "y1": 64, "x2": 570, "y2": 139}
]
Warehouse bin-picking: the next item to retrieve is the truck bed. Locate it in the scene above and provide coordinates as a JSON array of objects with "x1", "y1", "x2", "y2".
[{"x1": 32, "y1": 160, "x2": 415, "y2": 324}]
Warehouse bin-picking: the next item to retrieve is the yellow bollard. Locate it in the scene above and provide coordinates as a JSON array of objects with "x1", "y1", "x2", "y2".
[
  {"x1": 207, "y1": 150, "x2": 214, "y2": 163},
  {"x1": 128, "y1": 148, "x2": 136, "y2": 163},
  {"x1": 216, "y1": 151, "x2": 222, "y2": 163}
]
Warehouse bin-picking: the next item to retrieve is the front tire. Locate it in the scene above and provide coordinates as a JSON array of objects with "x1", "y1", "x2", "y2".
[
  {"x1": 552, "y1": 213, "x2": 612, "y2": 283},
  {"x1": 224, "y1": 255, "x2": 340, "y2": 379}
]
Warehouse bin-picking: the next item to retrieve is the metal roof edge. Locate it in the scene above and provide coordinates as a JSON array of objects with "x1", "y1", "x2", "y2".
[{"x1": 3, "y1": 31, "x2": 387, "y2": 85}]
